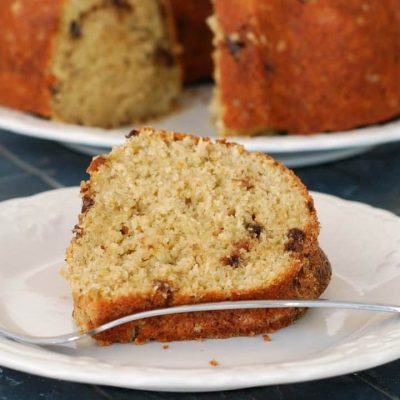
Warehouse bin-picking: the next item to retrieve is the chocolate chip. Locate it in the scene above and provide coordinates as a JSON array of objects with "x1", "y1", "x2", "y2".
[
  {"x1": 69, "y1": 20, "x2": 82, "y2": 39},
  {"x1": 246, "y1": 223, "x2": 263, "y2": 238},
  {"x1": 120, "y1": 225, "x2": 129, "y2": 235},
  {"x1": 285, "y1": 228, "x2": 306, "y2": 252},
  {"x1": 288, "y1": 228, "x2": 306, "y2": 241},
  {"x1": 48, "y1": 85, "x2": 59, "y2": 95},
  {"x1": 225, "y1": 38, "x2": 245, "y2": 59},
  {"x1": 81, "y1": 196, "x2": 94, "y2": 213},
  {"x1": 125, "y1": 129, "x2": 140, "y2": 138},
  {"x1": 264, "y1": 63, "x2": 275, "y2": 73},
  {"x1": 222, "y1": 255, "x2": 241, "y2": 268},
  {"x1": 154, "y1": 47, "x2": 176, "y2": 67}
]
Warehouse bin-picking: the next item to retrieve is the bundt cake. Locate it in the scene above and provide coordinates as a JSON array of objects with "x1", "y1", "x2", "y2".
[
  {"x1": 0, "y1": 0, "x2": 181, "y2": 128},
  {"x1": 210, "y1": 0, "x2": 400, "y2": 136},
  {"x1": 3, "y1": 0, "x2": 397, "y2": 136},
  {"x1": 65, "y1": 127, "x2": 331, "y2": 345}
]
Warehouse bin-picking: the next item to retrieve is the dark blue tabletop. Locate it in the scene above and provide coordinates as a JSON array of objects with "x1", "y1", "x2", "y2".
[{"x1": 0, "y1": 130, "x2": 399, "y2": 399}]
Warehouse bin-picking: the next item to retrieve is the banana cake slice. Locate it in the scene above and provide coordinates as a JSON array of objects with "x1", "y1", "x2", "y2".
[{"x1": 65, "y1": 128, "x2": 331, "y2": 344}]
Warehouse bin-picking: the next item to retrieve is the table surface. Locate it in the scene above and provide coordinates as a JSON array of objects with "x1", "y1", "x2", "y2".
[{"x1": 0, "y1": 130, "x2": 399, "y2": 400}]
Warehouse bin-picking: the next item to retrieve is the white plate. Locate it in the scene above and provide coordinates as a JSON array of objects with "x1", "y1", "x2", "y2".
[
  {"x1": 1, "y1": 85, "x2": 400, "y2": 166},
  {"x1": 0, "y1": 188, "x2": 399, "y2": 392}
]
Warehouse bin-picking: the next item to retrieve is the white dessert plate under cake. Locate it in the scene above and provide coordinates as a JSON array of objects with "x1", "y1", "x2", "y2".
[
  {"x1": 0, "y1": 187, "x2": 399, "y2": 392},
  {"x1": 1, "y1": 85, "x2": 400, "y2": 167}
]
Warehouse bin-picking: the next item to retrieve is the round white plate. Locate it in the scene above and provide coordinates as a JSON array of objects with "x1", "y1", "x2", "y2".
[
  {"x1": 0, "y1": 189, "x2": 399, "y2": 391},
  {"x1": 1, "y1": 85, "x2": 400, "y2": 166}
]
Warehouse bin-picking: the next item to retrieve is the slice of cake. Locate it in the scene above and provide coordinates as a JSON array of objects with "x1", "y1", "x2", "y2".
[
  {"x1": 65, "y1": 128, "x2": 331, "y2": 345},
  {"x1": 0, "y1": 0, "x2": 181, "y2": 128}
]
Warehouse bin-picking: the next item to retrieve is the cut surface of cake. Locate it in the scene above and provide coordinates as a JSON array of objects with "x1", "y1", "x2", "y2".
[
  {"x1": 65, "y1": 127, "x2": 331, "y2": 344},
  {"x1": 0, "y1": 0, "x2": 181, "y2": 128},
  {"x1": 210, "y1": 0, "x2": 400, "y2": 136}
]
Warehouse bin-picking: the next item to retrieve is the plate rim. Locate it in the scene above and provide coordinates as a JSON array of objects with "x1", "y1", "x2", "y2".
[
  {"x1": 0, "y1": 338, "x2": 399, "y2": 392},
  {"x1": 0, "y1": 187, "x2": 399, "y2": 392},
  {"x1": 1, "y1": 84, "x2": 400, "y2": 153}
]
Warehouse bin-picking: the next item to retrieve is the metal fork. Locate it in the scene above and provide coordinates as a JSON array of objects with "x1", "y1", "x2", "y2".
[{"x1": 1, "y1": 299, "x2": 399, "y2": 346}]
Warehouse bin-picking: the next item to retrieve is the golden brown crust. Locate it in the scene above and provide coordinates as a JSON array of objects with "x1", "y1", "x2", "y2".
[
  {"x1": 169, "y1": 0, "x2": 213, "y2": 83},
  {"x1": 214, "y1": 0, "x2": 400, "y2": 135},
  {"x1": 0, "y1": 0, "x2": 64, "y2": 116},
  {"x1": 74, "y1": 246, "x2": 331, "y2": 345}
]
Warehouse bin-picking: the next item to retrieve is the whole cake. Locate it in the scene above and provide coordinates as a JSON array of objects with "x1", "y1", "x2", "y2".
[
  {"x1": 3, "y1": 1, "x2": 397, "y2": 135},
  {"x1": 0, "y1": 0, "x2": 181, "y2": 128},
  {"x1": 210, "y1": 0, "x2": 400, "y2": 136},
  {"x1": 65, "y1": 127, "x2": 331, "y2": 345}
]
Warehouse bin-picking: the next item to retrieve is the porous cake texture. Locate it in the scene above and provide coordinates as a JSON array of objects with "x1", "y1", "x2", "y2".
[{"x1": 66, "y1": 128, "x2": 331, "y2": 344}]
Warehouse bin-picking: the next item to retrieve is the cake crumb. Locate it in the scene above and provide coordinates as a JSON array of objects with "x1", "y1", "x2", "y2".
[
  {"x1": 209, "y1": 359, "x2": 219, "y2": 367},
  {"x1": 262, "y1": 334, "x2": 271, "y2": 342},
  {"x1": 163, "y1": 344, "x2": 170, "y2": 350},
  {"x1": 59, "y1": 265, "x2": 68, "y2": 279}
]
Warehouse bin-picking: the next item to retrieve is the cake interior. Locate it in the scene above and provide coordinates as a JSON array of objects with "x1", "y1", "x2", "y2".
[
  {"x1": 67, "y1": 130, "x2": 315, "y2": 301},
  {"x1": 50, "y1": 0, "x2": 181, "y2": 128}
]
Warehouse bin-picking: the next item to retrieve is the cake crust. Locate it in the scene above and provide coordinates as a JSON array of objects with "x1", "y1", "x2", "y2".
[
  {"x1": 0, "y1": 0, "x2": 64, "y2": 116},
  {"x1": 74, "y1": 246, "x2": 331, "y2": 345},
  {"x1": 213, "y1": 0, "x2": 400, "y2": 135}
]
